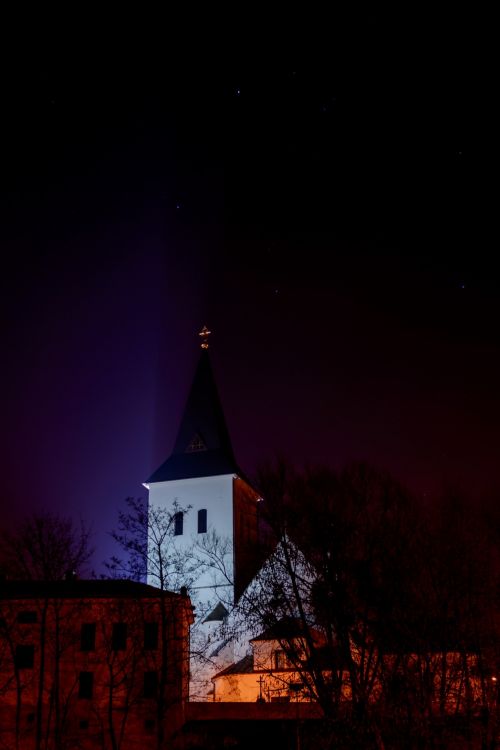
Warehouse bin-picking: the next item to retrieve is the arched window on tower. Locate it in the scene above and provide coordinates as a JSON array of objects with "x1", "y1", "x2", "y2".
[
  {"x1": 174, "y1": 511, "x2": 183, "y2": 536},
  {"x1": 198, "y1": 508, "x2": 207, "y2": 534}
]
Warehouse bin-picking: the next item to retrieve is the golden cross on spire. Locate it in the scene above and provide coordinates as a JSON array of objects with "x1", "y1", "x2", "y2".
[{"x1": 198, "y1": 325, "x2": 212, "y2": 349}]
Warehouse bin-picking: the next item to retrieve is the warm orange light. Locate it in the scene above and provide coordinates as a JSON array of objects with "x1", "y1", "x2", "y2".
[{"x1": 199, "y1": 325, "x2": 212, "y2": 349}]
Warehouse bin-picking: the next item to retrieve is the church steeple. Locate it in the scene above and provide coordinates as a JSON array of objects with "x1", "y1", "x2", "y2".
[
  {"x1": 145, "y1": 333, "x2": 263, "y2": 698},
  {"x1": 147, "y1": 348, "x2": 241, "y2": 483}
]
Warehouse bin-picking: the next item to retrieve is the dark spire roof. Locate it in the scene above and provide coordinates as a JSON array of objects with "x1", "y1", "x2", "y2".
[{"x1": 147, "y1": 351, "x2": 242, "y2": 483}]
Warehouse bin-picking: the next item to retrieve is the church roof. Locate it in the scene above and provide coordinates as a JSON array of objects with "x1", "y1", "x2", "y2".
[
  {"x1": 203, "y1": 601, "x2": 229, "y2": 623},
  {"x1": 147, "y1": 351, "x2": 243, "y2": 483},
  {"x1": 250, "y1": 617, "x2": 323, "y2": 643},
  {"x1": 212, "y1": 653, "x2": 254, "y2": 679}
]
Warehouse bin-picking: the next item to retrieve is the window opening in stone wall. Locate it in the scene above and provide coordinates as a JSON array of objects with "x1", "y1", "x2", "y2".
[
  {"x1": 80, "y1": 623, "x2": 96, "y2": 651},
  {"x1": 174, "y1": 511, "x2": 184, "y2": 536},
  {"x1": 112, "y1": 622, "x2": 127, "y2": 651},
  {"x1": 18, "y1": 611, "x2": 37, "y2": 624},
  {"x1": 15, "y1": 645, "x2": 34, "y2": 669},
  {"x1": 144, "y1": 622, "x2": 158, "y2": 650},
  {"x1": 198, "y1": 508, "x2": 207, "y2": 533},
  {"x1": 274, "y1": 649, "x2": 289, "y2": 670},
  {"x1": 144, "y1": 671, "x2": 158, "y2": 698},
  {"x1": 79, "y1": 671, "x2": 93, "y2": 699}
]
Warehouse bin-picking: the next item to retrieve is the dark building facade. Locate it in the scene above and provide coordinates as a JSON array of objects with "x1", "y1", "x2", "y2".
[{"x1": 0, "y1": 579, "x2": 194, "y2": 749}]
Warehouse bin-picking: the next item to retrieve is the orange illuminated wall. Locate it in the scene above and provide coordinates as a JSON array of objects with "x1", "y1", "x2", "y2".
[{"x1": 0, "y1": 580, "x2": 194, "y2": 749}]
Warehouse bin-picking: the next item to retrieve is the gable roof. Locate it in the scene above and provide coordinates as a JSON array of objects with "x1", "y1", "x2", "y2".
[
  {"x1": 250, "y1": 617, "x2": 322, "y2": 643},
  {"x1": 212, "y1": 653, "x2": 254, "y2": 679},
  {"x1": 203, "y1": 601, "x2": 229, "y2": 623},
  {"x1": 147, "y1": 351, "x2": 243, "y2": 483}
]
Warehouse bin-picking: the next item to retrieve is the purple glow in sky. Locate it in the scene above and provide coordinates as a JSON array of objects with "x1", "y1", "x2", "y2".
[{"x1": 1, "y1": 34, "x2": 498, "y2": 571}]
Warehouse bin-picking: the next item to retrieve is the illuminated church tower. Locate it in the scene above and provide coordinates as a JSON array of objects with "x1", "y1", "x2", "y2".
[{"x1": 144, "y1": 328, "x2": 261, "y2": 696}]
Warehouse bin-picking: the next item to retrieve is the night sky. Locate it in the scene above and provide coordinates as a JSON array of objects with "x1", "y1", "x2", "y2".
[{"x1": 1, "y1": 27, "x2": 497, "y2": 571}]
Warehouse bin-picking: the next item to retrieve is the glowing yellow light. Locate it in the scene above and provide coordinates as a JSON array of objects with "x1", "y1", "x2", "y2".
[{"x1": 199, "y1": 325, "x2": 212, "y2": 349}]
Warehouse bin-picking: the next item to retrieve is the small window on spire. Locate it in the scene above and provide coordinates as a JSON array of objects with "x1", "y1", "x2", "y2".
[{"x1": 186, "y1": 433, "x2": 207, "y2": 453}]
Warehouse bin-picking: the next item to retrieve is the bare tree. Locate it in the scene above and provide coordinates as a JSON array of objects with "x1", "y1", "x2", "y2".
[
  {"x1": 1, "y1": 511, "x2": 93, "y2": 581},
  {"x1": 106, "y1": 497, "x2": 200, "y2": 591},
  {"x1": 234, "y1": 461, "x2": 499, "y2": 749},
  {"x1": 106, "y1": 497, "x2": 201, "y2": 747},
  {"x1": 0, "y1": 512, "x2": 93, "y2": 750},
  {"x1": 107, "y1": 496, "x2": 242, "y2": 707}
]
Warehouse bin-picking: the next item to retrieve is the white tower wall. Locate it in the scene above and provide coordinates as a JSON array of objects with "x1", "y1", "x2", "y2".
[{"x1": 147, "y1": 474, "x2": 235, "y2": 606}]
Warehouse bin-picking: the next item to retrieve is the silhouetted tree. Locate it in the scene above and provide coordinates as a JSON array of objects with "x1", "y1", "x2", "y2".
[
  {"x1": 107, "y1": 496, "x2": 239, "y2": 704},
  {"x1": 0, "y1": 512, "x2": 93, "y2": 749},
  {"x1": 1, "y1": 511, "x2": 93, "y2": 581},
  {"x1": 235, "y1": 461, "x2": 499, "y2": 749},
  {"x1": 106, "y1": 497, "x2": 200, "y2": 747}
]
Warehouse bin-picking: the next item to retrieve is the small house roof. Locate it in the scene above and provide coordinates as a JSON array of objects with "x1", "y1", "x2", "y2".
[
  {"x1": 212, "y1": 653, "x2": 254, "y2": 679},
  {"x1": 250, "y1": 617, "x2": 323, "y2": 643}
]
